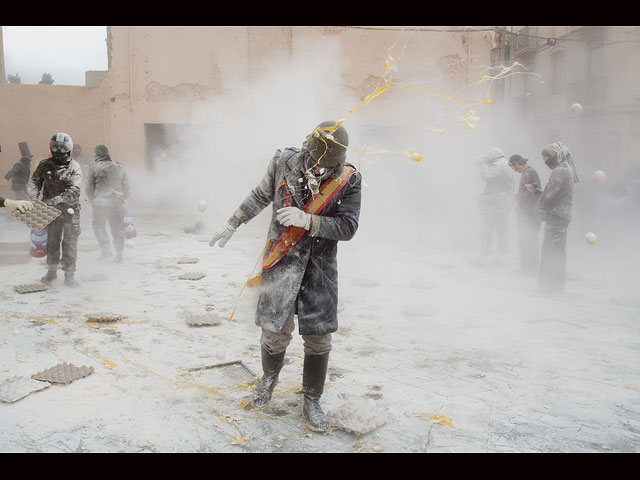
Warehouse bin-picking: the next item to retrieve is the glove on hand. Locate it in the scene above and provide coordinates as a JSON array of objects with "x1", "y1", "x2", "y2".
[
  {"x1": 46, "y1": 196, "x2": 64, "y2": 209},
  {"x1": 276, "y1": 207, "x2": 311, "y2": 230},
  {"x1": 4, "y1": 199, "x2": 34, "y2": 214},
  {"x1": 209, "y1": 222, "x2": 236, "y2": 248}
]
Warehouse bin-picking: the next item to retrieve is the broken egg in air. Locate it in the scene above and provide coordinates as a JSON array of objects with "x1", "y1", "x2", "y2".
[
  {"x1": 585, "y1": 232, "x2": 597, "y2": 245},
  {"x1": 594, "y1": 170, "x2": 607, "y2": 184},
  {"x1": 197, "y1": 201, "x2": 207, "y2": 213}
]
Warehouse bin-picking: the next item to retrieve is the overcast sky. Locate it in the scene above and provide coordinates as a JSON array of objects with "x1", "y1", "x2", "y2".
[{"x1": 2, "y1": 26, "x2": 108, "y2": 86}]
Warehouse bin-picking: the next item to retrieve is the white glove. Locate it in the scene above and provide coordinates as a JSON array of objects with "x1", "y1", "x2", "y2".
[
  {"x1": 209, "y1": 222, "x2": 236, "y2": 248},
  {"x1": 4, "y1": 199, "x2": 34, "y2": 214},
  {"x1": 276, "y1": 207, "x2": 311, "y2": 230}
]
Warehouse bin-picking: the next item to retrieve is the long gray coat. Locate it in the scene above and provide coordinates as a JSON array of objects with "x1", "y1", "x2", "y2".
[{"x1": 231, "y1": 148, "x2": 362, "y2": 336}]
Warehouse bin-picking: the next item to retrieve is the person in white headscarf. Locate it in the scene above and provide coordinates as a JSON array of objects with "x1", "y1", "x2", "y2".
[
  {"x1": 476, "y1": 147, "x2": 514, "y2": 261},
  {"x1": 538, "y1": 141, "x2": 579, "y2": 292}
]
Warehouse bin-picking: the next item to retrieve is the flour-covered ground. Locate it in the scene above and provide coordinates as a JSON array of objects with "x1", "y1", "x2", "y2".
[{"x1": 1, "y1": 205, "x2": 639, "y2": 453}]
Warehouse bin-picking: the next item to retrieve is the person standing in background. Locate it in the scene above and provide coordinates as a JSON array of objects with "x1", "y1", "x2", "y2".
[
  {"x1": 477, "y1": 147, "x2": 514, "y2": 263},
  {"x1": 508, "y1": 154, "x2": 542, "y2": 274},
  {"x1": 538, "y1": 142, "x2": 579, "y2": 292},
  {"x1": 4, "y1": 142, "x2": 33, "y2": 200},
  {"x1": 85, "y1": 144, "x2": 130, "y2": 263}
]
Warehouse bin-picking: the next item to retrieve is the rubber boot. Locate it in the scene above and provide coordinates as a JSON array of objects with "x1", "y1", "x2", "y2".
[
  {"x1": 41, "y1": 269, "x2": 57, "y2": 283},
  {"x1": 64, "y1": 272, "x2": 79, "y2": 287},
  {"x1": 251, "y1": 348, "x2": 286, "y2": 408},
  {"x1": 302, "y1": 352, "x2": 330, "y2": 432}
]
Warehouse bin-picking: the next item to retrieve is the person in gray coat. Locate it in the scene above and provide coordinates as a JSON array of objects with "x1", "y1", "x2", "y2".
[
  {"x1": 477, "y1": 147, "x2": 514, "y2": 262},
  {"x1": 85, "y1": 144, "x2": 130, "y2": 262},
  {"x1": 538, "y1": 142, "x2": 579, "y2": 292},
  {"x1": 209, "y1": 121, "x2": 362, "y2": 432}
]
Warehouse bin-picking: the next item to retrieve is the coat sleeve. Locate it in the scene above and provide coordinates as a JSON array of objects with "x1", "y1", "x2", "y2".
[
  {"x1": 309, "y1": 170, "x2": 362, "y2": 241},
  {"x1": 4, "y1": 163, "x2": 18, "y2": 181},
  {"x1": 227, "y1": 152, "x2": 279, "y2": 227},
  {"x1": 58, "y1": 162, "x2": 82, "y2": 205},
  {"x1": 121, "y1": 166, "x2": 130, "y2": 200},
  {"x1": 85, "y1": 166, "x2": 95, "y2": 201},
  {"x1": 27, "y1": 162, "x2": 45, "y2": 200},
  {"x1": 538, "y1": 168, "x2": 568, "y2": 212}
]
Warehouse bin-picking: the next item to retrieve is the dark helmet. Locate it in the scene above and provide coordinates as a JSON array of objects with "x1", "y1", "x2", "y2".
[
  {"x1": 50, "y1": 132, "x2": 73, "y2": 161},
  {"x1": 302, "y1": 121, "x2": 349, "y2": 167}
]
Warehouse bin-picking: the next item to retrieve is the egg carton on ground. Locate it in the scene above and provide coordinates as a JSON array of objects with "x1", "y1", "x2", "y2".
[
  {"x1": 31, "y1": 363, "x2": 94, "y2": 385},
  {"x1": 177, "y1": 257, "x2": 199, "y2": 264},
  {"x1": 0, "y1": 376, "x2": 52, "y2": 403},
  {"x1": 178, "y1": 272, "x2": 206, "y2": 281},
  {"x1": 11, "y1": 198, "x2": 61, "y2": 230},
  {"x1": 86, "y1": 312, "x2": 126, "y2": 323},
  {"x1": 185, "y1": 312, "x2": 221, "y2": 326},
  {"x1": 13, "y1": 283, "x2": 49, "y2": 294}
]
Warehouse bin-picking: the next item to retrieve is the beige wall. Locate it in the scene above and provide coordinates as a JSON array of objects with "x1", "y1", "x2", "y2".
[
  {"x1": 0, "y1": 83, "x2": 108, "y2": 198},
  {"x1": 1, "y1": 26, "x2": 493, "y2": 198}
]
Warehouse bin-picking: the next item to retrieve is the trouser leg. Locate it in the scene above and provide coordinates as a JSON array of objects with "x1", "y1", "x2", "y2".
[
  {"x1": 92, "y1": 206, "x2": 111, "y2": 255},
  {"x1": 539, "y1": 215, "x2": 569, "y2": 291},
  {"x1": 46, "y1": 216, "x2": 64, "y2": 271},
  {"x1": 253, "y1": 311, "x2": 296, "y2": 408},
  {"x1": 60, "y1": 211, "x2": 81, "y2": 273},
  {"x1": 107, "y1": 205, "x2": 124, "y2": 253},
  {"x1": 518, "y1": 214, "x2": 540, "y2": 272}
]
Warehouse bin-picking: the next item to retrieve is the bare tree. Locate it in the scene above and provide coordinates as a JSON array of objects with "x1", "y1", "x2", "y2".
[
  {"x1": 7, "y1": 73, "x2": 21, "y2": 84},
  {"x1": 39, "y1": 73, "x2": 54, "y2": 85}
]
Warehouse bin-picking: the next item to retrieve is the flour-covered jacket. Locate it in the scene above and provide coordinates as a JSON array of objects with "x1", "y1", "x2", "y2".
[
  {"x1": 231, "y1": 147, "x2": 362, "y2": 336},
  {"x1": 28, "y1": 157, "x2": 82, "y2": 207},
  {"x1": 538, "y1": 164, "x2": 575, "y2": 221},
  {"x1": 85, "y1": 156, "x2": 130, "y2": 207}
]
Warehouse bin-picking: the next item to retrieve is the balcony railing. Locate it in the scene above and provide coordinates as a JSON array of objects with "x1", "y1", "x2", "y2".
[{"x1": 510, "y1": 26, "x2": 547, "y2": 58}]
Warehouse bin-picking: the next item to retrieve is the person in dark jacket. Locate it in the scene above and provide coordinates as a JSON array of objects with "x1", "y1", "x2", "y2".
[
  {"x1": 28, "y1": 133, "x2": 82, "y2": 287},
  {"x1": 508, "y1": 154, "x2": 542, "y2": 274},
  {"x1": 85, "y1": 144, "x2": 130, "y2": 262},
  {"x1": 209, "y1": 120, "x2": 362, "y2": 432},
  {"x1": 4, "y1": 142, "x2": 33, "y2": 200},
  {"x1": 538, "y1": 142, "x2": 579, "y2": 292}
]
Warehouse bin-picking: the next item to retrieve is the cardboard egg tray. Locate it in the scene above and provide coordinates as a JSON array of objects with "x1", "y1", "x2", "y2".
[
  {"x1": 11, "y1": 198, "x2": 61, "y2": 230},
  {"x1": 186, "y1": 313, "x2": 221, "y2": 326},
  {"x1": 0, "y1": 376, "x2": 52, "y2": 403},
  {"x1": 86, "y1": 312, "x2": 126, "y2": 323},
  {"x1": 13, "y1": 283, "x2": 49, "y2": 294},
  {"x1": 177, "y1": 257, "x2": 199, "y2": 264},
  {"x1": 178, "y1": 272, "x2": 206, "y2": 280},
  {"x1": 31, "y1": 362, "x2": 94, "y2": 385}
]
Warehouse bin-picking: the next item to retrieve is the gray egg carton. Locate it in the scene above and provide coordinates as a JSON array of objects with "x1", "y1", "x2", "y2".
[
  {"x1": 11, "y1": 198, "x2": 61, "y2": 230},
  {"x1": 178, "y1": 272, "x2": 206, "y2": 280},
  {"x1": 177, "y1": 257, "x2": 199, "y2": 264},
  {"x1": 31, "y1": 362, "x2": 94, "y2": 385},
  {"x1": 0, "y1": 376, "x2": 52, "y2": 403},
  {"x1": 186, "y1": 313, "x2": 221, "y2": 326},
  {"x1": 86, "y1": 312, "x2": 126, "y2": 323},
  {"x1": 14, "y1": 283, "x2": 49, "y2": 294}
]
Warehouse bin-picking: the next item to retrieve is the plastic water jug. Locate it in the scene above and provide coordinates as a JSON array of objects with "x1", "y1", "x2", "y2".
[
  {"x1": 122, "y1": 209, "x2": 137, "y2": 239},
  {"x1": 30, "y1": 227, "x2": 48, "y2": 258}
]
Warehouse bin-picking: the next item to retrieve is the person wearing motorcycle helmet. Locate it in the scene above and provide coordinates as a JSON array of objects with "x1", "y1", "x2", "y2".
[
  {"x1": 28, "y1": 133, "x2": 83, "y2": 287},
  {"x1": 209, "y1": 120, "x2": 362, "y2": 432}
]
